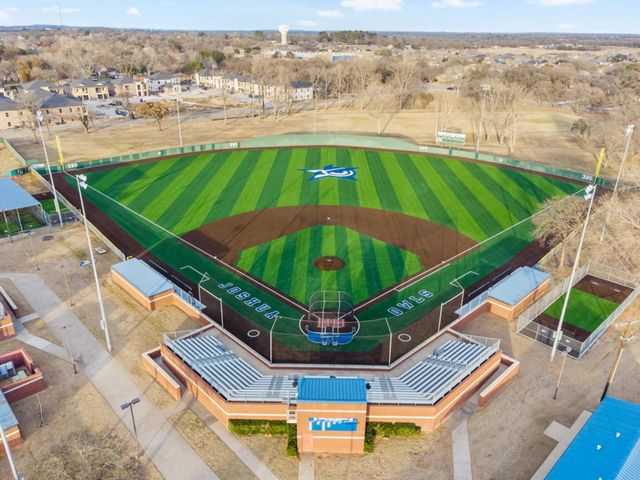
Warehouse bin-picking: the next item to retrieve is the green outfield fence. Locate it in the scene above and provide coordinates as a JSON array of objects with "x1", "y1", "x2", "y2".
[{"x1": 20, "y1": 133, "x2": 610, "y2": 186}]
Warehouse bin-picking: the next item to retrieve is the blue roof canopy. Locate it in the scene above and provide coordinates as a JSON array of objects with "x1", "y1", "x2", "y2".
[
  {"x1": 0, "y1": 178, "x2": 39, "y2": 212},
  {"x1": 112, "y1": 258, "x2": 172, "y2": 297},
  {"x1": 488, "y1": 266, "x2": 550, "y2": 306},
  {"x1": 0, "y1": 390, "x2": 18, "y2": 431},
  {"x1": 547, "y1": 397, "x2": 640, "y2": 480},
  {"x1": 297, "y1": 377, "x2": 367, "y2": 404}
]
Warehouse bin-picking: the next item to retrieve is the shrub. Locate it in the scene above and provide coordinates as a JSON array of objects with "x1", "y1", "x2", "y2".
[
  {"x1": 364, "y1": 423, "x2": 375, "y2": 453},
  {"x1": 228, "y1": 419, "x2": 289, "y2": 436},
  {"x1": 286, "y1": 424, "x2": 298, "y2": 457}
]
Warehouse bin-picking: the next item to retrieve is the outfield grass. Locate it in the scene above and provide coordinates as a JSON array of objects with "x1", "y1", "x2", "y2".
[
  {"x1": 545, "y1": 288, "x2": 619, "y2": 333},
  {"x1": 235, "y1": 225, "x2": 423, "y2": 304},
  {"x1": 64, "y1": 146, "x2": 582, "y2": 350}
]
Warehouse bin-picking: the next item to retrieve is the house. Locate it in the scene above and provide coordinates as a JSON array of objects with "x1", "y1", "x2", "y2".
[
  {"x1": 146, "y1": 72, "x2": 181, "y2": 93},
  {"x1": 288, "y1": 81, "x2": 313, "y2": 101},
  {"x1": 0, "y1": 96, "x2": 28, "y2": 130},
  {"x1": 16, "y1": 90, "x2": 87, "y2": 126},
  {"x1": 21, "y1": 79, "x2": 63, "y2": 95},
  {"x1": 65, "y1": 78, "x2": 109, "y2": 100},
  {"x1": 109, "y1": 76, "x2": 149, "y2": 98},
  {"x1": 192, "y1": 68, "x2": 218, "y2": 88},
  {"x1": 206, "y1": 72, "x2": 313, "y2": 102},
  {"x1": 0, "y1": 85, "x2": 19, "y2": 100}
]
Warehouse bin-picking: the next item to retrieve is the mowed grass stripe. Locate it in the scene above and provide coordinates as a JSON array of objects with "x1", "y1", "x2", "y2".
[
  {"x1": 260, "y1": 235, "x2": 287, "y2": 288},
  {"x1": 207, "y1": 150, "x2": 263, "y2": 220},
  {"x1": 370, "y1": 236, "x2": 398, "y2": 290},
  {"x1": 429, "y1": 158, "x2": 502, "y2": 238},
  {"x1": 337, "y1": 149, "x2": 360, "y2": 206},
  {"x1": 397, "y1": 153, "x2": 453, "y2": 227},
  {"x1": 288, "y1": 227, "x2": 311, "y2": 303},
  {"x1": 305, "y1": 226, "x2": 323, "y2": 298},
  {"x1": 501, "y1": 167, "x2": 580, "y2": 203},
  {"x1": 441, "y1": 160, "x2": 516, "y2": 231},
  {"x1": 299, "y1": 149, "x2": 321, "y2": 207},
  {"x1": 376, "y1": 151, "x2": 430, "y2": 220},
  {"x1": 252, "y1": 149, "x2": 293, "y2": 211},
  {"x1": 88, "y1": 164, "x2": 138, "y2": 192},
  {"x1": 366, "y1": 151, "x2": 403, "y2": 213},
  {"x1": 117, "y1": 157, "x2": 191, "y2": 206},
  {"x1": 155, "y1": 151, "x2": 232, "y2": 228},
  {"x1": 230, "y1": 149, "x2": 279, "y2": 216},
  {"x1": 274, "y1": 232, "x2": 298, "y2": 295},
  {"x1": 358, "y1": 233, "x2": 383, "y2": 302},
  {"x1": 334, "y1": 226, "x2": 353, "y2": 295},
  {"x1": 129, "y1": 156, "x2": 209, "y2": 218},
  {"x1": 319, "y1": 226, "x2": 337, "y2": 291},
  {"x1": 409, "y1": 154, "x2": 486, "y2": 240},
  {"x1": 276, "y1": 148, "x2": 308, "y2": 207},
  {"x1": 171, "y1": 150, "x2": 249, "y2": 233},
  {"x1": 318, "y1": 149, "x2": 341, "y2": 206},
  {"x1": 351, "y1": 149, "x2": 382, "y2": 210}
]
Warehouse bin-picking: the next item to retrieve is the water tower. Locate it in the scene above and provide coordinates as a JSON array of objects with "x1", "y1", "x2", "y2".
[{"x1": 278, "y1": 25, "x2": 289, "y2": 46}]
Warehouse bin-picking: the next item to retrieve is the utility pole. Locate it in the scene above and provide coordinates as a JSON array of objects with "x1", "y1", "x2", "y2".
[
  {"x1": 475, "y1": 84, "x2": 491, "y2": 154},
  {"x1": 76, "y1": 175, "x2": 112, "y2": 353},
  {"x1": 36, "y1": 111, "x2": 64, "y2": 228},
  {"x1": 176, "y1": 98, "x2": 183, "y2": 148},
  {"x1": 601, "y1": 320, "x2": 637, "y2": 401},
  {"x1": 121, "y1": 398, "x2": 142, "y2": 455},
  {"x1": 553, "y1": 346, "x2": 571, "y2": 400},
  {"x1": 600, "y1": 124, "x2": 635, "y2": 241},
  {"x1": 550, "y1": 184, "x2": 596, "y2": 362}
]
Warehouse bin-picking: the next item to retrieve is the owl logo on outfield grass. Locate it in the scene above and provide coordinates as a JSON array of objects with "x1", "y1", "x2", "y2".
[{"x1": 302, "y1": 164, "x2": 358, "y2": 181}]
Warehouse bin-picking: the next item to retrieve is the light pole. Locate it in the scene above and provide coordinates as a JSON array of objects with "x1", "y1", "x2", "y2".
[
  {"x1": 600, "y1": 124, "x2": 635, "y2": 242},
  {"x1": 76, "y1": 174, "x2": 112, "y2": 353},
  {"x1": 552, "y1": 346, "x2": 571, "y2": 400},
  {"x1": 0, "y1": 423, "x2": 21, "y2": 480},
  {"x1": 176, "y1": 98, "x2": 183, "y2": 148},
  {"x1": 120, "y1": 397, "x2": 141, "y2": 454},
  {"x1": 27, "y1": 231, "x2": 39, "y2": 270},
  {"x1": 475, "y1": 84, "x2": 490, "y2": 154},
  {"x1": 550, "y1": 184, "x2": 597, "y2": 362},
  {"x1": 600, "y1": 320, "x2": 637, "y2": 401},
  {"x1": 36, "y1": 110, "x2": 64, "y2": 228}
]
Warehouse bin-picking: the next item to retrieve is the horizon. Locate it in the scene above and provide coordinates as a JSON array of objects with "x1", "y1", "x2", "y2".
[{"x1": 1, "y1": 1, "x2": 639, "y2": 35}]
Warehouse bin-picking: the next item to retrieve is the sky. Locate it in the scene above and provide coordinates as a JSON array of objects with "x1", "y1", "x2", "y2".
[{"x1": 0, "y1": 0, "x2": 639, "y2": 34}]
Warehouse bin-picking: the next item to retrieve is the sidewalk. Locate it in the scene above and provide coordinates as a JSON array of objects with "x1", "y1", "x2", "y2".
[{"x1": 2, "y1": 272, "x2": 219, "y2": 480}]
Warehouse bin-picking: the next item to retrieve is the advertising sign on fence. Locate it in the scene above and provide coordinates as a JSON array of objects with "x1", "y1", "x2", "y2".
[{"x1": 436, "y1": 131, "x2": 466, "y2": 146}]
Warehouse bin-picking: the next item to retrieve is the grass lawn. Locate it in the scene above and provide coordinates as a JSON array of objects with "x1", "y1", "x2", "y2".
[
  {"x1": 0, "y1": 211, "x2": 44, "y2": 237},
  {"x1": 62, "y1": 146, "x2": 581, "y2": 349},
  {"x1": 40, "y1": 197, "x2": 69, "y2": 214},
  {"x1": 545, "y1": 288, "x2": 619, "y2": 333}
]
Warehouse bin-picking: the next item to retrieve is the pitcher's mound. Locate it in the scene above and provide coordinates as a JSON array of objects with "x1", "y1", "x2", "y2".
[{"x1": 313, "y1": 256, "x2": 345, "y2": 271}]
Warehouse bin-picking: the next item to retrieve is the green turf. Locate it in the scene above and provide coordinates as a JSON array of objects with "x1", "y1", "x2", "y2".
[
  {"x1": 544, "y1": 288, "x2": 619, "y2": 333},
  {"x1": 40, "y1": 198, "x2": 69, "y2": 214},
  {"x1": 235, "y1": 225, "x2": 423, "y2": 304},
  {"x1": 63, "y1": 146, "x2": 582, "y2": 351},
  {"x1": 0, "y1": 211, "x2": 44, "y2": 237}
]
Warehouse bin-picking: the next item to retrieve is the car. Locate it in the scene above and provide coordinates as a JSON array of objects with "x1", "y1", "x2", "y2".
[{"x1": 115, "y1": 109, "x2": 128, "y2": 117}]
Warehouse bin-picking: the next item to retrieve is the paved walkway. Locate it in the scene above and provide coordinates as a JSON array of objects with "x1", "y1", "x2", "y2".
[
  {"x1": 298, "y1": 453, "x2": 314, "y2": 480},
  {"x1": 190, "y1": 401, "x2": 279, "y2": 480},
  {"x1": 2, "y1": 272, "x2": 219, "y2": 480},
  {"x1": 451, "y1": 416, "x2": 473, "y2": 480}
]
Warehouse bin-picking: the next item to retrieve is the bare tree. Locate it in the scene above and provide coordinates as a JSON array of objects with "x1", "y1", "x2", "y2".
[
  {"x1": 390, "y1": 59, "x2": 420, "y2": 109},
  {"x1": 352, "y1": 58, "x2": 376, "y2": 111},
  {"x1": 367, "y1": 81, "x2": 397, "y2": 135}
]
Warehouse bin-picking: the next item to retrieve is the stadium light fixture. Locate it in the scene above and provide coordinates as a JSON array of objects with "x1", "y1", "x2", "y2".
[
  {"x1": 76, "y1": 175, "x2": 112, "y2": 353},
  {"x1": 121, "y1": 397, "x2": 142, "y2": 453},
  {"x1": 36, "y1": 110, "x2": 64, "y2": 228},
  {"x1": 599, "y1": 124, "x2": 635, "y2": 241},
  {"x1": 550, "y1": 184, "x2": 597, "y2": 362}
]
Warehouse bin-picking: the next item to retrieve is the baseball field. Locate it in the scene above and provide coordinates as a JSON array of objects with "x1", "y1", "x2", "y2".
[{"x1": 54, "y1": 145, "x2": 582, "y2": 361}]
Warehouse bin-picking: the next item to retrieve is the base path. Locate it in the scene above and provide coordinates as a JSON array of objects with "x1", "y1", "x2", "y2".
[{"x1": 1, "y1": 272, "x2": 219, "y2": 480}]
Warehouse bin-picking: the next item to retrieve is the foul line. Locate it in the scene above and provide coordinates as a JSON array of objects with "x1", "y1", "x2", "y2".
[
  {"x1": 65, "y1": 173, "x2": 307, "y2": 312},
  {"x1": 354, "y1": 186, "x2": 590, "y2": 313}
]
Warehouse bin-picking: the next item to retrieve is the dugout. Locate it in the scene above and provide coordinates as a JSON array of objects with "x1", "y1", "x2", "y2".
[
  {"x1": 486, "y1": 266, "x2": 550, "y2": 321},
  {"x1": 111, "y1": 258, "x2": 175, "y2": 311},
  {"x1": 0, "y1": 178, "x2": 45, "y2": 241}
]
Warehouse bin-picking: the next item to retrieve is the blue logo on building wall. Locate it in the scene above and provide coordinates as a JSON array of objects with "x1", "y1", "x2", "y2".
[{"x1": 302, "y1": 164, "x2": 357, "y2": 181}]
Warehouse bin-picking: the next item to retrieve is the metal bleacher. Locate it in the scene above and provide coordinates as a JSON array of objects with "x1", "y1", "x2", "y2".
[
  {"x1": 165, "y1": 334, "x2": 498, "y2": 406},
  {"x1": 367, "y1": 339, "x2": 499, "y2": 405},
  {"x1": 165, "y1": 334, "x2": 297, "y2": 403}
]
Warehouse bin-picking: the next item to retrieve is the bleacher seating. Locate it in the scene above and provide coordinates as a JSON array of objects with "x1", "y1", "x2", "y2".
[
  {"x1": 165, "y1": 334, "x2": 297, "y2": 403},
  {"x1": 367, "y1": 339, "x2": 497, "y2": 405},
  {"x1": 165, "y1": 335, "x2": 497, "y2": 406}
]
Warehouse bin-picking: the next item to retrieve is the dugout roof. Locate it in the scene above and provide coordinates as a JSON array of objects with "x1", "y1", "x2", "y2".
[
  {"x1": 0, "y1": 178, "x2": 39, "y2": 212},
  {"x1": 488, "y1": 266, "x2": 550, "y2": 306},
  {"x1": 112, "y1": 258, "x2": 172, "y2": 298},
  {"x1": 0, "y1": 390, "x2": 17, "y2": 430},
  {"x1": 297, "y1": 377, "x2": 367, "y2": 404},
  {"x1": 547, "y1": 397, "x2": 640, "y2": 480}
]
